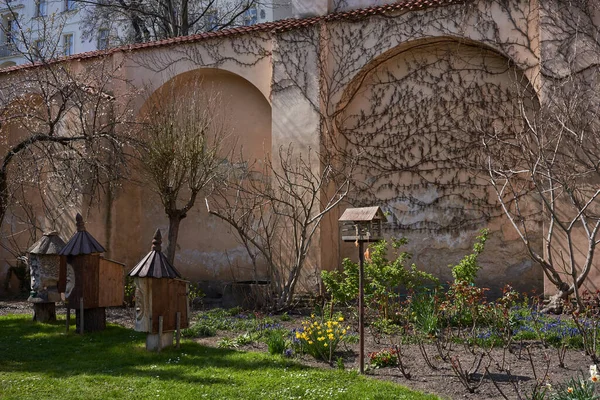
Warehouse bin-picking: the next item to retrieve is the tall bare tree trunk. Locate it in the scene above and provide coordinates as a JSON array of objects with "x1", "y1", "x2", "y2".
[{"x1": 166, "y1": 214, "x2": 184, "y2": 265}]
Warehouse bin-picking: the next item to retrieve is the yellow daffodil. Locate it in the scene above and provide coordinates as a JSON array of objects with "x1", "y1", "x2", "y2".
[
  {"x1": 338, "y1": 317, "x2": 344, "y2": 322},
  {"x1": 567, "y1": 387, "x2": 574, "y2": 394}
]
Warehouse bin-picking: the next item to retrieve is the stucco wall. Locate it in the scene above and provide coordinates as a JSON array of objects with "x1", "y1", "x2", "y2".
[{"x1": 3, "y1": 0, "x2": 598, "y2": 301}]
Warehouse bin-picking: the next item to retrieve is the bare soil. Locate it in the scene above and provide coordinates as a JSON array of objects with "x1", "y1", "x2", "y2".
[{"x1": 0, "y1": 301, "x2": 590, "y2": 400}]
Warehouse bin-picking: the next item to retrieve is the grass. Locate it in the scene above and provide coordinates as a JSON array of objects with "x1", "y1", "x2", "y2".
[{"x1": 0, "y1": 314, "x2": 439, "y2": 400}]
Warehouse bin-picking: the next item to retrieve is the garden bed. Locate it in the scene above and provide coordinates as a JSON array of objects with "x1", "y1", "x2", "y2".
[{"x1": 0, "y1": 300, "x2": 595, "y2": 400}]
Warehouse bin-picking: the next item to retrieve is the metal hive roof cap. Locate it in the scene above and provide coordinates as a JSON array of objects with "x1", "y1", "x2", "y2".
[
  {"x1": 28, "y1": 231, "x2": 66, "y2": 255},
  {"x1": 59, "y1": 213, "x2": 106, "y2": 256},
  {"x1": 128, "y1": 229, "x2": 182, "y2": 279}
]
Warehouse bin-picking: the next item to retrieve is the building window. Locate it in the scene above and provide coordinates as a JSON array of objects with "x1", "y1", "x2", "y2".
[
  {"x1": 36, "y1": 0, "x2": 47, "y2": 17},
  {"x1": 65, "y1": 0, "x2": 76, "y2": 11},
  {"x1": 33, "y1": 40, "x2": 44, "y2": 59},
  {"x1": 97, "y1": 29, "x2": 109, "y2": 50},
  {"x1": 243, "y1": 8, "x2": 258, "y2": 26},
  {"x1": 63, "y1": 34, "x2": 73, "y2": 56},
  {"x1": 205, "y1": 9, "x2": 218, "y2": 31},
  {"x1": 6, "y1": 18, "x2": 18, "y2": 46}
]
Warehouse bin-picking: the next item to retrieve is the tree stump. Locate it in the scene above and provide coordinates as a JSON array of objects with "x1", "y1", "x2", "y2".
[
  {"x1": 32, "y1": 303, "x2": 56, "y2": 323},
  {"x1": 75, "y1": 307, "x2": 106, "y2": 333}
]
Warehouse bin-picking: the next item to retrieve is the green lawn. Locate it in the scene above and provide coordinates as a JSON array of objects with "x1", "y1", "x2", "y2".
[{"x1": 0, "y1": 315, "x2": 438, "y2": 400}]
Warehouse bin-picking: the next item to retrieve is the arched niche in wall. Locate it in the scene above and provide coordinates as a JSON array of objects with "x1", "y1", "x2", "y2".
[
  {"x1": 111, "y1": 67, "x2": 272, "y2": 283},
  {"x1": 327, "y1": 37, "x2": 542, "y2": 295},
  {"x1": 334, "y1": 37, "x2": 538, "y2": 230}
]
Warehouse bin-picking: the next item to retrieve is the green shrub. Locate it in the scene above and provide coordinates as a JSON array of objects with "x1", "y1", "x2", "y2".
[
  {"x1": 450, "y1": 228, "x2": 488, "y2": 284},
  {"x1": 322, "y1": 239, "x2": 438, "y2": 321}
]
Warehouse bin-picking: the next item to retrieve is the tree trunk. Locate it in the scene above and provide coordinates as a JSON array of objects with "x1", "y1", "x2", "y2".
[
  {"x1": 181, "y1": 0, "x2": 189, "y2": 36},
  {"x1": 75, "y1": 307, "x2": 106, "y2": 333},
  {"x1": 166, "y1": 215, "x2": 184, "y2": 265},
  {"x1": 541, "y1": 290, "x2": 568, "y2": 314},
  {"x1": 0, "y1": 170, "x2": 8, "y2": 228}
]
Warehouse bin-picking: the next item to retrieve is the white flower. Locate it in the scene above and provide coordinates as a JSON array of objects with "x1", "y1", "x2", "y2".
[{"x1": 591, "y1": 365, "x2": 599, "y2": 383}]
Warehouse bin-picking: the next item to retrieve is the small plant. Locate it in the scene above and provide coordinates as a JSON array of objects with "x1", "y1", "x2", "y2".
[
  {"x1": 368, "y1": 349, "x2": 399, "y2": 369},
  {"x1": 188, "y1": 283, "x2": 205, "y2": 309},
  {"x1": 294, "y1": 315, "x2": 349, "y2": 363},
  {"x1": 409, "y1": 291, "x2": 440, "y2": 336},
  {"x1": 233, "y1": 331, "x2": 262, "y2": 346},
  {"x1": 550, "y1": 372, "x2": 599, "y2": 400},
  {"x1": 450, "y1": 228, "x2": 488, "y2": 284},
  {"x1": 280, "y1": 312, "x2": 292, "y2": 322},
  {"x1": 337, "y1": 356, "x2": 345, "y2": 370},
  {"x1": 182, "y1": 323, "x2": 217, "y2": 338},
  {"x1": 217, "y1": 337, "x2": 238, "y2": 349},
  {"x1": 123, "y1": 276, "x2": 135, "y2": 307},
  {"x1": 265, "y1": 330, "x2": 287, "y2": 355}
]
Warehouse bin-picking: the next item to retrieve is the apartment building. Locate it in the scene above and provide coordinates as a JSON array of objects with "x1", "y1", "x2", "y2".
[{"x1": 0, "y1": 0, "x2": 292, "y2": 67}]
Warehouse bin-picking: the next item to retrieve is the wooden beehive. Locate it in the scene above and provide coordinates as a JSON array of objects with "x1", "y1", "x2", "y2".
[
  {"x1": 27, "y1": 232, "x2": 66, "y2": 303},
  {"x1": 129, "y1": 229, "x2": 189, "y2": 334},
  {"x1": 57, "y1": 213, "x2": 124, "y2": 309},
  {"x1": 339, "y1": 206, "x2": 387, "y2": 242}
]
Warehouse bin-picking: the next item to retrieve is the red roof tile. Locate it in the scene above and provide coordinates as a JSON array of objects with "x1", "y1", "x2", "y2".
[{"x1": 0, "y1": 0, "x2": 463, "y2": 73}]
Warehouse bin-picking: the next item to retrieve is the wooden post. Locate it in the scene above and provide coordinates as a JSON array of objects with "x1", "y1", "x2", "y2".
[
  {"x1": 358, "y1": 240, "x2": 365, "y2": 374},
  {"x1": 176, "y1": 312, "x2": 181, "y2": 349},
  {"x1": 158, "y1": 316, "x2": 163, "y2": 352},
  {"x1": 66, "y1": 302, "x2": 70, "y2": 333},
  {"x1": 80, "y1": 298, "x2": 84, "y2": 335}
]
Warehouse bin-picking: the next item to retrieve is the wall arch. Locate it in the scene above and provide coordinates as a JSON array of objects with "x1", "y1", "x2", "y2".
[
  {"x1": 109, "y1": 67, "x2": 272, "y2": 282},
  {"x1": 326, "y1": 37, "x2": 542, "y2": 296}
]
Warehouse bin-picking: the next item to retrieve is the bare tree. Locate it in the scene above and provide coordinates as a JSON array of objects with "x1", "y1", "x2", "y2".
[
  {"x1": 483, "y1": 72, "x2": 600, "y2": 312},
  {"x1": 206, "y1": 145, "x2": 353, "y2": 309},
  {"x1": 74, "y1": 0, "x2": 278, "y2": 45},
  {"x1": 137, "y1": 77, "x2": 230, "y2": 264},
  {"x1": 0, "y1": 63, "x2": 136, "y2": 286}
]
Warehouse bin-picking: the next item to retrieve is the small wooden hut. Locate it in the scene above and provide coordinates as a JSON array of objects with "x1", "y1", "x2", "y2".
[
  {"x1": 57, "y1": 213, "x2": 124, "y2": 333},
  {"x1": 27, "y1": 232, "x2": 66, "y2": 322},
  {"x1": 129, "y1": 229, "x2": 189, "y2": 351}
]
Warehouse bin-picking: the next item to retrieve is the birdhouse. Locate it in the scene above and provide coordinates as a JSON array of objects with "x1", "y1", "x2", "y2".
[
  {"x1": 339, "y1": 206, "x2": 387, "y2": 242},
  {"x1": 129, "y1": 229, "x2": 189, "y2": 351},
  {"x1": 57, "y1": 213, "x2": 125, "y2": 332},
  {"x1": 27, "y1": 232, "x2": 66, "y2": 322}
]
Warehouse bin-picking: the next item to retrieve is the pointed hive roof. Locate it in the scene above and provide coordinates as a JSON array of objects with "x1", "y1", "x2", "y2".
[
  {"x1": 59, "y1": 213, "x2": 106, "y2": 256},
  {"x1": 28, "y1": 231, "x2": 66, "y2": 255},
  {"x1": 129, "y1": 229, "x2": 182, "y2": 279}
]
